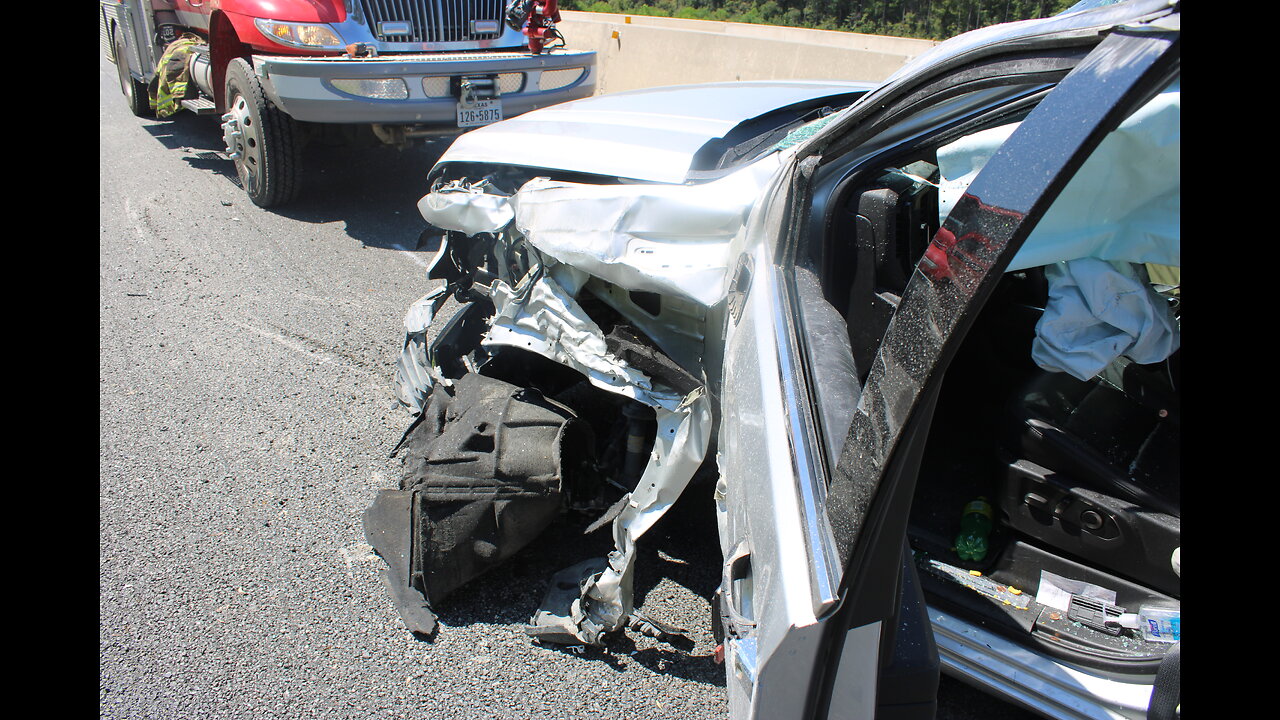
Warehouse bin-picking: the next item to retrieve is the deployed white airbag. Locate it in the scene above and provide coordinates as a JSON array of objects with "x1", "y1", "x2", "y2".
[
  {"x1": 936, "y1": 79, "x2": 1181, "y2": 379},
  {"x1": 1031, "y1": 258, "x2": 1179, "y2": 381},
  {"x1": 936, "y1": 79, "x2": 1180, "y2": 271}
]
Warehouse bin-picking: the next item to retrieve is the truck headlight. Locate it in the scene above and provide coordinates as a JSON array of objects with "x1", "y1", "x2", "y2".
[{"x1": 254, "y1": 19, "x2": 345, "y2": 50}]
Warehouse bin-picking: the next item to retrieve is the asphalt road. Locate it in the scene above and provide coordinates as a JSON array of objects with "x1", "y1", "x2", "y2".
[{"x1": 99, "y1": 50, "x2": 1042, "y2": 720}]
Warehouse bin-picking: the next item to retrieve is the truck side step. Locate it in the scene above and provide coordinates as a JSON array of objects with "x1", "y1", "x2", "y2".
[{"x1": 181, "y1": 97, "x2": 218, "y2": 115}]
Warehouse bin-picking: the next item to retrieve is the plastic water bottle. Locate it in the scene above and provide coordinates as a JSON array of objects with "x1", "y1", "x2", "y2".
[{"x1": 954, "y1": 497, "x2": 994, "y2": 562}]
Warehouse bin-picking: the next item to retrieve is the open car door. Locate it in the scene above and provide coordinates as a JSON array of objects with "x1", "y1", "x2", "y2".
[{"x1": 714, "y1": 4, "x2": 1179, "y2": 718}]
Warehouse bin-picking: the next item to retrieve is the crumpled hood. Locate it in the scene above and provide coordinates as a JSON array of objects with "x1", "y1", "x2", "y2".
[{"x1": 437, "y1": 80, "x2": 874, "y2": 184}]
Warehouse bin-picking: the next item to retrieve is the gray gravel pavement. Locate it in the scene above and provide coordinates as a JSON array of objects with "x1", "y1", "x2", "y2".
[
  {"x1": 99, "y1": 50, "x2": 727, "y2": 720},
  {"x1": 100, "y1": 48, "x2": 1042, "y2": 720}
]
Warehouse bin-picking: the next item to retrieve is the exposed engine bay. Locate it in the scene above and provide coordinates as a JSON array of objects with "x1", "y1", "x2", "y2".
[{"x1": 363, "y1": 162, "x2": 766, "y2": 644}]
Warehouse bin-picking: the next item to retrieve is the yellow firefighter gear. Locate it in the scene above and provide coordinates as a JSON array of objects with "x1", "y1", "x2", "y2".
[{"x1": 148, "y1": 35, "x2": 204, "y2": 119}]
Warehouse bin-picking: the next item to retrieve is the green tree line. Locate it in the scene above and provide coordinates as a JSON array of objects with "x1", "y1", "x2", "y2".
[{"x1": 562, "y1": 0, "x2": 1083, "y2": 40}]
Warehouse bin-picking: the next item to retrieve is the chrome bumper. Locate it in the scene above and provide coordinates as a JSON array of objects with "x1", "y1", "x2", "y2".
[{"x1": 253, "y1": 49, "x2": 596, "y2": 125}]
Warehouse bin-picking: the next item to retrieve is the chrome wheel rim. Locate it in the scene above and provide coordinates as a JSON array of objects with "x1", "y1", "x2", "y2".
[{"x1": 221, "y1": 93, "x2": 262, "y2": 191}]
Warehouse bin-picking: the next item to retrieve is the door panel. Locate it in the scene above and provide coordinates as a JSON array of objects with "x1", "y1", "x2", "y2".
[
  {"x1": 718, "y1": 165, "x2": 849, "y2": 719},
  {"x1": 813, "y1": 22, "x2": 1180, "y2": 720},
  {"x1": 718, "y1": 13, "x2": 1179, "y2": 720}
]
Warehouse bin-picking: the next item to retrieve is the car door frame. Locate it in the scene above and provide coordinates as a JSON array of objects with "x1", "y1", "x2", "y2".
[
  {"x1": 805, "y1": 16, "x2": 1180, "y2": 720},
  {"x1": 715, "y1": 7, "x2": 1180, "y2": 719}
]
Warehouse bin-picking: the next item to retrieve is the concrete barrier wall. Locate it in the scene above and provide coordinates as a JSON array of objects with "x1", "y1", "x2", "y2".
[{"x1": 557, "y1": 11, "x2": 938, "y2": 95}]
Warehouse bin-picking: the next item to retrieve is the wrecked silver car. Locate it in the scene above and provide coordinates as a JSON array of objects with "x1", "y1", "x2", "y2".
[
  {"x1": 366, "y1": 1, "x2": 1180, "y2": 718},
  {"x1": 367, "y1": 77, "x2": 871, "y2": 645}
]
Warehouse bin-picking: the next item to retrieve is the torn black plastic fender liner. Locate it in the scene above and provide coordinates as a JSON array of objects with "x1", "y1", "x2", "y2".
[
  {"x1": 364, "y1": 372, "x2": 594, "y2": 635},
  {"x1": 604, "y1": 325, "x2": 701, "y2": 397}
]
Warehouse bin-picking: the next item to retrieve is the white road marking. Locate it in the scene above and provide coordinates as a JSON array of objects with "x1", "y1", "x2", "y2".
[
  {"x1": 339, "y1": 542, "x2": 378, "y2": 569},
  {"x1": 228, "y1": 318, "x2": 375, "y2": 378},
  {"x1": 401, "y1": 250, "x2": 431, "y2": 268}
]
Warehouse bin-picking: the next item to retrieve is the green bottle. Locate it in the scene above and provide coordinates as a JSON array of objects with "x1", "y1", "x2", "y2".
[{"x1": 954, "y1": 497, "x2": 994, "y2": 562}]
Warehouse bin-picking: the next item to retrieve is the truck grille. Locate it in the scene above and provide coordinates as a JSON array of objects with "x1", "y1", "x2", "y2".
[{"x1": 356, "y1": 0, "x2": 506, "y2": 44}]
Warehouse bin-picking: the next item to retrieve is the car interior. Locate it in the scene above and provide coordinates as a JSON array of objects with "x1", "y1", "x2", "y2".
[{"x1": 797, "y1": 96, "x2": 1180, "y2": 676}]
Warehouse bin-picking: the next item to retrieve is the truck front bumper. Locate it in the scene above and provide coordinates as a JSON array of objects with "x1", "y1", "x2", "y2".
[{"x1": 253, "y1": 49, "x2": 597, "y2": 125}]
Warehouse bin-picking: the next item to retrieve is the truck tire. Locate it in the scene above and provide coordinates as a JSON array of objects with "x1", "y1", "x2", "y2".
[
  {"x1": 113, "y1": 28, "x2": 151, "y2": 117},
  {"x1": 222, "y1": 58, "x2": 300, "y2": 207}
]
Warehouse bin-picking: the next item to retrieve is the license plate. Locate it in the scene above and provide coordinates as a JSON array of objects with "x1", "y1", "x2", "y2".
[{"x1": 456, "y1": 99, "x2": 502, "y2": 128}]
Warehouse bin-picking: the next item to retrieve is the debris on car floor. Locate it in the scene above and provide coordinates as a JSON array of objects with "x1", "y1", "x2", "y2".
[
  {"x1": 917, "y1": 551, "x2": 1181, "y2": 655},
  {"x1": 365, "y1": 168, "x2": 762, "y2": 644},
  {"x1": 916, "y1": 554, "x2": 1031, "y2": 611}
]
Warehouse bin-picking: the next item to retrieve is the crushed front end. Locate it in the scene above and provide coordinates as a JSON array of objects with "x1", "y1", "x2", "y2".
[{"x1": 364, "y1": 158, "x2": 779, "y2": 643}]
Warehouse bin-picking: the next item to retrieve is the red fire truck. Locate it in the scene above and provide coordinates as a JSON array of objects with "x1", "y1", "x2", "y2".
[{"x1": 100, "y1": 0, "x2": 595, "y2": 207}]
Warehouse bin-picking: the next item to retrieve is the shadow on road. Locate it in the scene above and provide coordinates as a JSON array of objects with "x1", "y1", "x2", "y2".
[
  {"x1": 538, "y1": 630, "x2": 726, "y2": 687},
  {"x1": 140, "y1": 112, "x2": 452, "y2": 252}
]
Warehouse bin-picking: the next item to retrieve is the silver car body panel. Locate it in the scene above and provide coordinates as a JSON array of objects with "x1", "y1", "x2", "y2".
[
  {"x1": 715, "y1": 158, "x2": 854, "y2": 719},
  {"x1": 436, "y1": 80, "x2": 877, "y2": 183},
  {"x1": 511, "y1": 155, "x2": 784, "y2": 307},
  {"x1": 416, "y1": 178, "x2": 516, "y2": 235}
]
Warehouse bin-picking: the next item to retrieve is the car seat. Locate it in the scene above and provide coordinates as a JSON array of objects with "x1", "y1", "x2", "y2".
[{"x1": 999, "y1": 350, "x2": 1180, "y2": 597}]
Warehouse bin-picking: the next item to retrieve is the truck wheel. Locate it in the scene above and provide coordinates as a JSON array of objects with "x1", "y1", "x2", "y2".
[
  {"x1": 221, "y1": 58, "x2": 300, "y2": 207},
  {"x1": 113, "y1": 28, "x2": 151, "y2": 117}
]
